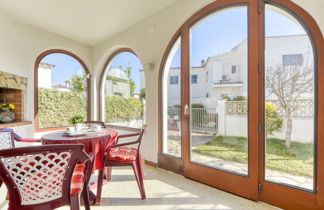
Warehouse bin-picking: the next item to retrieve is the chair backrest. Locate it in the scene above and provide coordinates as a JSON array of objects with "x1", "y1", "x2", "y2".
[
  {"x1": 0, "y1": 144, "x2": 89, "y2": 209},
  {"x1": 136, "y1": 128, "x2": 146, "y2": 151},
  {"x1": 84, "y1": 121, "x2": 107, "y2": 128},
  {"x1": 0, "y1": 129, "x2": 15, "y2": 150}
]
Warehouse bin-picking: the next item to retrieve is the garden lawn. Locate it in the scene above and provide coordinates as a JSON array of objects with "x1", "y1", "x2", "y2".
[{"x1": 193, "y1": 136, "x2": 313, "y2": 177}]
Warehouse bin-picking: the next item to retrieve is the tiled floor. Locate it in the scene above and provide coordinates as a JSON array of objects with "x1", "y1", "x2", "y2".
[{"x1": 1, "y1": 165, "x2": 279, "y2": 210}]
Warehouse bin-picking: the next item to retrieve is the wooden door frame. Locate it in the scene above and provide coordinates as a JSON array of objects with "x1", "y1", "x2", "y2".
[
  {"x1": 159, "y1": 0, "x2": 260, "y2": 201},
  {"x1": 257, "y1": 0, "x2": 324, "y2": 209},
  {"x1": 158, "y1": 0, "x2": 324, "y2": 208}
]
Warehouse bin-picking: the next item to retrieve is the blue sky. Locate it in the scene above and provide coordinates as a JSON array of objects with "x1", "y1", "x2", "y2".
[
  {"x1": 41, "y1": 53, "x2": 85, "y2": 86},
  {"x1": 171, "y1": 6, "x2": 305, "y2": 67},
  {"x1": 40, "y1": 5, "x2": 305, "y2": 93}
]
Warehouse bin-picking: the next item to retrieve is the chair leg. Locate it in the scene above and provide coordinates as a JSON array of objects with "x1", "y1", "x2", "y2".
[
  {"x1": 136, "y1": 156, "x2": 146, "y2": 199},
  {"x1": 95, "y1": 168, "x2": 104, "y2": 205},
  {"x1": 138, "y1": 153, "x2": 145, "y2": 180},
  {"x1": 70, "y1": 195, "x2": 80, "y2": 210},
  {"x1": 104, "y1": 166, "x2": 112, "y2": 180},
  {"x1": 132, "y1": 160, "x2": 146, "y2": 199},
  {"x1": 82, "y1": 186, "x2": 90, "y2": 210}
]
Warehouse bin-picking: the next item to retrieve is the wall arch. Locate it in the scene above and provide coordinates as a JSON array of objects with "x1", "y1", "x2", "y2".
[
  {"x1": 99, "y1": 47, "x2": 145, "y2": 129},
  {"x1": 34, "y1": 49, "x2": 91, "y2": 132}
]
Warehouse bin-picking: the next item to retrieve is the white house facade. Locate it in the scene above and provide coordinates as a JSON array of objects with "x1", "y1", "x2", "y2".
[{"x1": 166, "y1": 34, "x2": 312, "y2": 109}]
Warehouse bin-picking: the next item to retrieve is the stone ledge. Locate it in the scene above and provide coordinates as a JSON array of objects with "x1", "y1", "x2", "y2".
[{"x1": 0, "y1": 121, "x2": 32, "y2": 129}]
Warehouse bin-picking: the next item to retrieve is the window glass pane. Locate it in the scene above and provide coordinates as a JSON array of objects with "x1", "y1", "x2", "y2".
[
  {"x1": 103, "y1": 51, "x2": 145, "y2": 128},
  {"x1": 189, "y1": 6, "x2": 248, "y2": 175},
  {"x1": 163, "y1": 38, "x2": 181, "y2": 157},
  {"x1": 265, "y1": 4, "x2": 315, "y2": 190},
  {"x1": 191, "y1": 75, "x2": 198, "y2": 84},
  {"x1": 170, "y1": 76, "x2": 178, "y2": 85},
  {"x1": 38, "y1": 53, "x2": 88, "y2": 129}
]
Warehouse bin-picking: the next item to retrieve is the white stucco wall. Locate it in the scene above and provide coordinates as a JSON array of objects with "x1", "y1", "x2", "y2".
[{"x1": 0, "y1": 11, "x2": 93, "y2": 138}]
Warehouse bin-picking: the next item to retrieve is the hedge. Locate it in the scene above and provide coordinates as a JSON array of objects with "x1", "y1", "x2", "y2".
[
  {"x1": 38, "y1": 88, "x2": 87, "y2": 128},
  {"x1": 38, "y1": 89, "x2": 143, "y2": 128},
  {"x1": 105, "y1": 96, "x2": 142, "y2": 123}
]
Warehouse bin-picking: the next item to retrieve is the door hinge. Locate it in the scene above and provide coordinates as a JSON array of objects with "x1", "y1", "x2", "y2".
[
  {"x1": 258, "y1": 64, "x2": 262, "y2": 73},
  {"x1": 258, "y1": 184, "x2": 262, "y2": 192},
  {"x1": 258, "y1": 123, "x2": 263, "y2": 133},
  {"x1": 257, "y1": 3, "x2": 262, "y2": 14}
]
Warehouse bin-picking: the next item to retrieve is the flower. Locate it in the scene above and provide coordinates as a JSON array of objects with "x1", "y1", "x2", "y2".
[{"x1": 0, "y1": 104, "x2": 15, "y2": 112}]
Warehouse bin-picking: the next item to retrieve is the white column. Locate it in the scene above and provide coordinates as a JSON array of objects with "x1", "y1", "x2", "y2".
[{"x1": 217, "y1": 100, "x2": 226, "y2": 136}]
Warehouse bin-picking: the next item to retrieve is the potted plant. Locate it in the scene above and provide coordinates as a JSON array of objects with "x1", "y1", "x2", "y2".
[
  {"x1": 69, "y1": 115, "x2": 85, "y2": 131},
  {"x1": 0, "y1": 104, "x2": 15, "y2": 123}
]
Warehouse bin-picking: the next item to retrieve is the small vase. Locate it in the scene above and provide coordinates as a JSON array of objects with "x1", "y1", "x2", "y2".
[{"x1": 0, "y1": 111, "x2": 15, "y2": 123}]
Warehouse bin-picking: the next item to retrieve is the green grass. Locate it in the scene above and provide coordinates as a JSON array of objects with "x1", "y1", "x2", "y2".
[{"x1": 193, "y1": 136, "x2": 314, "y2": 177}]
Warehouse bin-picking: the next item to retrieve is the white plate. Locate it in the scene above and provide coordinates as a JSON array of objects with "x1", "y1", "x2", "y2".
[{"x1": 64, "y1": 131, "x2": 86, "y2": 137}]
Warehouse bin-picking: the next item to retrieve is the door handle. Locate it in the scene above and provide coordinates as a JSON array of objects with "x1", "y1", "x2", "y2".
[{"x1": 184, "y1": 104, "x2": 189, "y2": 116}]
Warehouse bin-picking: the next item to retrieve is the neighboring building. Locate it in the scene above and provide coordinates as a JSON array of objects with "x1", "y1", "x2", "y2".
[
  {"x1": 38, "y1": 62, "x2": 55, "y2": 89},
  {"x1": 52, "y1": 84, "x2": 71, "y2": 92},
  {"x1": 166, "y1": 34, "x2": 313, "y2": 108},
  {"x1": 105, "y1": 68, "x2": 131, "y2": 97}
]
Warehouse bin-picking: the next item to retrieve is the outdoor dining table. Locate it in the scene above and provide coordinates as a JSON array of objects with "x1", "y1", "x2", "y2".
[{"x1": 41, "y1": 128, "x2": 118, "y2": 203}]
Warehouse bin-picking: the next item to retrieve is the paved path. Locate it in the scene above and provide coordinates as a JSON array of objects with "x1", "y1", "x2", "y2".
[{"x1": 166, "y1": 132, "x2": 313, "y2": 190}]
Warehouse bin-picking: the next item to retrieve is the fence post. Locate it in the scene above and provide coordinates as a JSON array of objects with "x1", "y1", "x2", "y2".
[{"x1": 217, "y1": 100, "x2": 226, "y2": 135}]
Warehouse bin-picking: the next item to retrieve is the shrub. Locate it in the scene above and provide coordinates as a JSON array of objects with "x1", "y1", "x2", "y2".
[
  {"x1": 265, "y1": 102, "x2": 283, "y2": 137},
  {"x1": 105, "y1": 96, "x2": 143, "y2": 122},
  {"x1": 38, "y1": 88, "x2": 87, "y2": 128},
  {"x1": 233, "y1": 96, "x2": 247, "y2": 101}
]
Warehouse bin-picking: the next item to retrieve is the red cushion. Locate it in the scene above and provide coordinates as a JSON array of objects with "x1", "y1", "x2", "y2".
[
  {"x1": 108, "y1": 147, "x2": 138, "y2": 161},
  {"x1": 23, "y1": 163, "x2": 86, "y2": 197},
  {"x1": 70, "y1": 163, "x2": 86, "y2": 195}
]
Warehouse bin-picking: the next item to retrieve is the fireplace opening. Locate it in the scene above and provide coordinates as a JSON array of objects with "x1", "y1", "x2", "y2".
[{"x1": 0, "y1": 87, "x2": 26, "y2": 122}]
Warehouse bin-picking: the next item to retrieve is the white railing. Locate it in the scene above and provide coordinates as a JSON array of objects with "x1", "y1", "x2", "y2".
[{"x1": 167, "y1": 108, "x2": 218, "y2": 134}]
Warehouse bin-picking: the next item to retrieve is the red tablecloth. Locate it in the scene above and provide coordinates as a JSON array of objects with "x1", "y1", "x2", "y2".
[{"x1": 41, "y1": 129, "x2": 118, "y2": 170}]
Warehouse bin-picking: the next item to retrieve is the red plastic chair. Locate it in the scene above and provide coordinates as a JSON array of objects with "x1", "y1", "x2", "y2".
[
  {"x1": 95, "y1": 128, "x2": 146, "y2": 204},
  {"x1": 0, "y1": 129, "x2": 41, "y2": 188},
  {"x1": 0, "y1": 144, "x2": 93, "y2": 210}
]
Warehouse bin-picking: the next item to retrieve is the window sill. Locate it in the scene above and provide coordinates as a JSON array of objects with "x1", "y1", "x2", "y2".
[{"x1": 0, "y1": 121, "x2": 32, "y2": 129}]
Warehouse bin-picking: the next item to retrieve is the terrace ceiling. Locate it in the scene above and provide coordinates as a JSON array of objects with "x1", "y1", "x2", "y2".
[{"x1": 0, "y1": 0, "x2": 178, "y2": 46}]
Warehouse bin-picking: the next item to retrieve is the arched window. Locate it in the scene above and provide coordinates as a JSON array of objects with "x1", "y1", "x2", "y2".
[
  {"x1": 100, "y1": 49, "x2": 145, "y2": 129},
  {"x1": 159, "y1": 0, "x2": 324, "y2": 209},
  {"x1": 35, "y1": 50, "x2": 90, "y2": 131}
]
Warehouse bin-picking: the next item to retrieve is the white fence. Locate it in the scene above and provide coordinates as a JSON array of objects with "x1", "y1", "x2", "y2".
[{"x1": 218, "y1": 100, "x2": 314, "y2": 143}]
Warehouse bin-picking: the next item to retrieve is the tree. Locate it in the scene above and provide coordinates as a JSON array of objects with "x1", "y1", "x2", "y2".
[
  {"x1": 140, "y1": 88, "x2": 145, "y2": 101},
  {"x1": 66, "y1": 72, "x2": 87, "y2": 92},
  {"x1": 117, "y1": 63, "x2": 136, "y2": 96},
  {"x1": 265, "y1": 62, "x2": 313, "y2": 148}
]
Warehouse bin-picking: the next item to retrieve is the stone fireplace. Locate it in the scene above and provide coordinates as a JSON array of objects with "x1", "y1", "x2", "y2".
[{"x1": 0, "y1": 71, "x2": 27, "y2": 122}]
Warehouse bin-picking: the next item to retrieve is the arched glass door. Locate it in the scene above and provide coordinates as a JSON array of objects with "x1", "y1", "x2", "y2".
[{"x1": 160, "y1": 0, "x2": 323, "y2": 208}]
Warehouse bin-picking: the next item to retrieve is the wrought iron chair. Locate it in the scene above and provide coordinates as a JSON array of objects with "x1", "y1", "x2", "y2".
[
  {"x1": 0, "y1": 144, "x2": 93, "y2": 210},
  {"x1": 95, "y1": 128, "x2": 146, "y2": 204}
]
